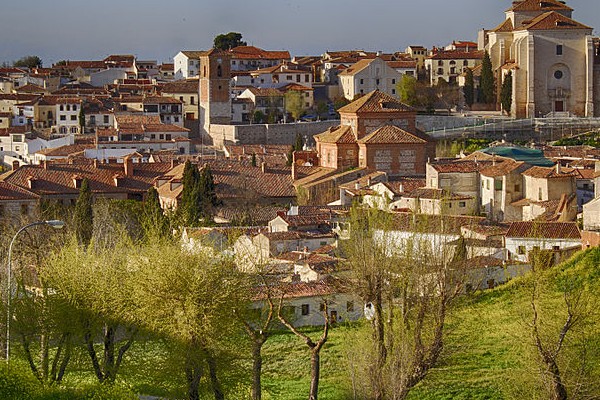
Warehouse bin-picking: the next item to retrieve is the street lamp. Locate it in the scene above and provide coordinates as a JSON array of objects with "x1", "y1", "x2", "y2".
[{"x1": 6, "y1": 219, "x2": 65, "y2": 362}]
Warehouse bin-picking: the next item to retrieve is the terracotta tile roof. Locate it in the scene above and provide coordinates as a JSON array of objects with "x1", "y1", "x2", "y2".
[
  {"x1": 229, "y1": 46, "x2": 290, "y2": 60},
  {"x1": 277, "y1": 213, "x2": 333, "y2": 228},
  {"x1": 4, "y1": 162, "x2": 172, "y2": 196},
  {"x1": 428, "y1": 50, "x2": 484, "y2": 60},
  {"x1": 430, "y1": 160, "x2": 492, "y2": 173},
  {"x1": 461, "y1": 222, "x2": 510, "y2": 237},
  {"x1": 160, "y1": 79, "x2": 198, "y2": 94},
  {"x1": 314, "y1": 125, "x2": 356, "y2": 144},
  {"x1": 507, "y1": 0, "x2": 572, "y2": 12},
  {"x1": 158, "y1": 161, "x2": 298, "y2": 201},
  {"x1": 36, "y1": 143, "x2": 94, "y2": 157},
  {"x1": 0, "y1": 126, "x2": 30, "y2": 136},
  {"x1": 0, "y1": 181, "x2": 39, "y2": 201},
  {"x1": 55, "y1": 61, "x2": 106, "y2": 70},
  {"x1": 0, "y1": 94, "x2": 40, "y2": 102},
  {"x1": 338, "y1": 58, "x2": 377, "y2": 77},
  {"x1": 516, "y1": 11, "x2": 591, "y2": 31},
  {"x1": 278, "y1": 83, "x2": 313, "y2": 92},
  {"x1": 506, "y1": 221, "x2": 580, "y2": 239},
  {"x1": 224, "y1": 144, "x2": 290, "y2": 157},
  {"x1": 382, "y1": 178, "x2": 426, "y2": 195},
  {"x1": 246, "y1": 87, "x2": 284, "y2": 98},
  {"x1": 338, "y1": 90, "x2": 414, "y2": 114},
  {"x1": 358, "y1": 125, "x2": 431, "y2": 144},
  {"x1": 492, "y1": 18, "x2": 515, "y2": 33},
  {"x1": 15, "y1": 84, "x2": 46, "y2": 94},
  {"x1": 387, "y1": 60, "x2": 417, "y2": 69},
  {"x1": 262, "y1": 231, "x2": 335, "y2": 241},
  {"x1": 142, "y1": 96, "x2": 182, "y2": 104},
  {"x1": 255, "y1": 277, "x2": 349, "y2": 300},
  {"x1": 522, "y1": 166, "x2": 578, "y2": 179},
  {"x1": 479, "y1": 160, "x2": 529, "y2": 177},
  {"x1": 455, "y1": 255, "x2": 504, "y2": 270}
]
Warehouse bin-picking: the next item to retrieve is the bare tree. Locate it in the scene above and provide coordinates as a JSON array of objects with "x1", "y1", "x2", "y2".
[{"x1": 277, "y1": 296, "x2": 330, "y2": 400}]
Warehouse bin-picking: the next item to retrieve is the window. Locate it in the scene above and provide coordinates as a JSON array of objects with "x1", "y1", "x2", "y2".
[
  {"x1": 21, "y1": 204, "x2": 28, "y2": 215},
  {"x1": 554, "y1": 70, "x2": 563, "y2": 79},
  {"x1": 459, "y1": 201, "x2": 466, "y2": 208},
  {"x1": 494, "y1": 180, "x2": 502, "y2": 190},
  {"x1": 538, "y1": 188, "x2": 543, "y2": 201},
  {"x1": 59, "y1": 105, "x2": 64, "y2": 111},
  {"x1": 391, "y1": 89, "x2": 396, "y2": 95},
  {"x1": 104, "y1": 115, "x2": 109, "y2": 124},
  {"x1": 66, "y1": 105, "x2": 71, "y2": 111},
  {"x1": 319, "y1": 303, "x2": 325, "y2": 312},
  {"x1": 347, "y1": 301, "x2": 354, "y2": 312},
  {"x1": 391, "y1": 78, "x2": 396, "y2": 84},
  {"x1": 166, "y1": 134, "x2": 171, "y2": 140},
  {"x1": 190, "y1": 96, "x2": 195, "y2": 105},
  {"x1": 60, "y1": 115, "x2": 66, "y2": 121},
  {"x1": 179, "y1": 96, "x2": 184, "y2": 101},
  {"x1": 174, "y1": 116, "x2": 179, "y2": 122},
  {"x1": 217, "y1": 65, "x2": 222, "y2": 77},
  {"x1": 73, "y1": 105, "x2": 77, "y2": 111},
  {"x1": 552, "y1": 245, "x2": 560, "y2": 250},
  {"x1": 70, "y1": 115, "x2": 77, "y2": 121},
  {"x1": 556, "y1": 45, "x2": 563, "y2": 55},
  {"x1": 296, "y1": 75, "x2": 300, "y2": 82},
  {"x1": 301, "y1": 304, "x2": 309, "y2": 315},
  {"x1": 517, "y1": 245, "x2": 526, "y2": 255},
  {"x1": 437, "y1": 68, "x2": 443, "y2": 75},
  {"x1": 150, "y1": 134, "x2": 156, "y2": 139},
  {"x1": 438, "y1": 60, "x2": 443, "y2": 66},
  {"x1": 286, "y1": 75, "x2": 292, "y2": 81},
  {"x1": 514, "y1": 183, "x2": 521, "y2": 192},
  {"x1": 305, "y1": 74, "x2": 309, "y2": 82},
  {"x1": 463, "y1": 60, "x2": 469, "y2": 66},
  {"x1": 70, "y1": 127, "x2": 77, "y2": 133},
  {"x1": 376, "y1": 79, "x2": 380, "y2": 85}
]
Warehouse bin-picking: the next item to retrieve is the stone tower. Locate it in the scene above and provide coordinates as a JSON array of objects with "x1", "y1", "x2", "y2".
[{"x1": 199, "y1": 49, "x2": 231, "y2": 141}]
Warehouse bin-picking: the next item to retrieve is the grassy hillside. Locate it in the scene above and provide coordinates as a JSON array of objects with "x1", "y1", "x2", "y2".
[
  {"x1": 3, "y1": 248, "x2": 599, "y2": 399},
  {"x1": 260, "y1": 247, "x2": 600, "y2": 399}
]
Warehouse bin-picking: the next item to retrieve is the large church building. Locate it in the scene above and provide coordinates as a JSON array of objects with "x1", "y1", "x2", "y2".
[{"x1": 481, "y1": 0, "x2": 599, "y2": 118}]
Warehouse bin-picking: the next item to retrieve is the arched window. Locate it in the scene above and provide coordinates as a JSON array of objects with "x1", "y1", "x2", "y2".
[
  {"x1": 59, "y1": 126, "x2": 67, "y2": 134},
  {"x1": 70, "y1": 126, "x2": 78, "y2": 134},
  {"x1": 217, "y1": 65, "x2": 222, "y2": 77}
]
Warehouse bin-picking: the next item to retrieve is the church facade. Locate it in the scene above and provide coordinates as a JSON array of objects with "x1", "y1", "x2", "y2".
[{"x1": 482, "y1": 0, "x2": 599, "y2": 118}]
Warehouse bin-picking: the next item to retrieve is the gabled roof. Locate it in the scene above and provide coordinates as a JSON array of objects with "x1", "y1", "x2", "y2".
[
  {"x1": 338, "y1": 90, "x2": 414, "y2": 114},
  {"x1": 428, "y1": 50, "x2": 484, "y2": 60},
  {"x1": 160, "y1": 79, "x2": 198, "y2": 94},
  {"x1": 507, "y1": 0, "x2": 572, "y2": 12},
  {"x1": 0, "y1": 181, "x2": 39, "y2": 201},
  {"x1": 357, "y1": 125, "x2": 430, "y2": 144},
  {"x1": 522, "y1": 166, "x2": 579, "y2": 179},
  {"x1": 229, "y1": 46, "x2": 290, "y2": 60},
  {"x1": 516, "y1": 11, "x2": 591, "y2": 31},
  {"x1": 314, "y1": 126, "x2": 356, "y2": 144},
  {"x1": 492, "y1": 18, "x2": 515, "y2": 33},
  {"x1": 338, "y1": 58, "x2": 376, "y2": 77},
  {"x1": 506, "y1": 221, "x2": 580, "y2": 239},
  {"x1": 479, "y1": 160, "x2": 529, "y2": 177}
]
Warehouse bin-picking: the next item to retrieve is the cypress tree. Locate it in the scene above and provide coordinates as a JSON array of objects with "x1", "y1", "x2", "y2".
[
  {"x1": 464, "y1": 68, "x2": 475, "y2": 107},
  {"x1": 286, "y1": 146, "x2": 294, "y2": 166},
  {"x1": 500, "y1": 71, "x2": 513, "y2": 115},
  {"x1": 480, "y1": 51, "x2": 495, "y2": 104},
  {"x1": 198, "y1": 165, "x2": 219, "y2": 221},
  {"x1": 73, "y1": 178, "x2": 93, "y2": 246},
  {"x1": 294, "y1": 133, "x2": 304, "y2": 152},
  {"x1": 143, "y1": 186, "x2": 169, "y2": 238},
  {"x1": 178, "y1": 161, "x2": 202, "y2": 227}
]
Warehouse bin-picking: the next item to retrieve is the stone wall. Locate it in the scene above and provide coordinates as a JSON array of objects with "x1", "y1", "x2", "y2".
[{"x1": 209, "y1": 120, "x2": 339, "y2": 148}]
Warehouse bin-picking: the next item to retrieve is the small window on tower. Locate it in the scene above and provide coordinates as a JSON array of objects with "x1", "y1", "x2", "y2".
[
  {"x1": 217, "y1": 65, "x2": 222, "y2": 77},
  {"x1": 556, "y1": 45, "x2": 563, "y2": 55}
]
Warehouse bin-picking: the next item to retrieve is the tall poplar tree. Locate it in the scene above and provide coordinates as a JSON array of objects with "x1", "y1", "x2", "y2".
[
  {"x1": 500, "y1": 71, "x2": 513, "y2": 115},
  {"x1": 463, "y1": 68, "x2": 475, "y2": 107}
]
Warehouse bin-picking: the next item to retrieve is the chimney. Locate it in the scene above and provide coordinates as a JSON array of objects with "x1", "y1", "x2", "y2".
[
  {"x1": 42, "y1": 159, "x2": 48, "y2": 170},
  {"x1": 492, "y1": 154, "x2": 497, "y2": 166},
  {"x1": 170, "y1": 158, "x2": 179, "y2": 169},
  {"x1": 72, "y1": 174, "x2": 83, "y2": 189},
  {"x1": 355, "y1": 181, "x2": 360, "y2": 190},
  {"x1": 93, "y1": 159, "x2": 99, "y2": 169},
  {"x1": 367, "y1": 176, "x2": 372, "y2": 187},
  {"x1": 291, "y1": 162, "x2": 297, "y2": 181},
  {"x1": 555, "y1": 163, "x2": 561, "y2": 174},
  {"x1": 124, "y1": 156, "x2": 133, "y2": 177},
  {"x1": 261, "y1": 162, "x2": 267, "y2": 173},
  {"x1": 113, "y1": 173, "x2": 124, "y2": 187},
  {"x1": 27, "y1": 176, "x2": 35, "y2": 189},
  {"x1": 12, "y1": 160, "x2": 19, "y2": 171}
]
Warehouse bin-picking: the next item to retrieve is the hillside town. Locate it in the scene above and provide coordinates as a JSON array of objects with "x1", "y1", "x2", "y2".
[{"x1": 1, "y1": 0, "x2": 600, "y2": 399}]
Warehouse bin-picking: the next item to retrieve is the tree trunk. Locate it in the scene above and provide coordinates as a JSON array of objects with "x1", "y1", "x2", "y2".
[
  {"x1": 309, "y1": 348, "x2": 320, "y2": 400},
  {"x1": 251, "y1": 339, "x2": 265, "y2": 400},
  {"x1": 84, "y1": 325, "x2": 104, "y2": 382},
  {"x1": 205, "y1": 349, "x2": 224, "y2": 400},
  {"x1": 185, "y1": 356, "x2": 201, "y2": 400},
  {"x1": 103, "y1": 324, "x2": 116, "y2": 382},
  {"x1": 371, "y1": 291, "x2": 386, "y2": 400},
  {"x1": 546, "y1": 357, "x2": 568, "y2": 400}
]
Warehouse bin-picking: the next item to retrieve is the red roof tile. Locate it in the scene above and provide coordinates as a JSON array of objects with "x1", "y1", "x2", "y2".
[
  {"x1": 506, "y1": 221, "x2": 580, "y2": 239},
  {"x1": 357, "y1": 125, "x2": 430, "y2": 144}
]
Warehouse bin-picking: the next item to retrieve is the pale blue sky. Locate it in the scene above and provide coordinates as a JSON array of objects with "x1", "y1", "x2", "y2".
[{"x1": 1, "y1": 0, "x2": 598, "y2": 66}]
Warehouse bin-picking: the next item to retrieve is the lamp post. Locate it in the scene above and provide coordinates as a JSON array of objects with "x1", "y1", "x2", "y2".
[{"x1": 6, "y1": 219, "x2": 65, "y2": 362}]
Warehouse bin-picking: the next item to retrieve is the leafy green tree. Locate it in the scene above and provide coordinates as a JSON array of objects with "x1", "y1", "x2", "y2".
[
  {"x1": 251, "y1": 153, "x2": 257, "y2": 167},
  {"x1": 463, "y1": 68, "x2": 475, "y2": 107},
  {"x1": 397, "y1": 74, "x2": 418, "y2": 106},
  {"x1": 500, "y1": 71, "x2": 512, "y2": 115},
  {"x1": 213, "y1": 32, "x2": 246, "y2": 50},
  {"x1": 284, "y1": 90, "x2": 304, "y2": 121},
  {"x1": 315, "y1": 101, "x2": 328, "y2": 119},
  {"x1": 286, "y1": 146, "x2": 294, "y2": 166},
  {"x1": 13, "y1": 55, "x2": 42, "y2": 69},
  {"x1": 333, "y1": 97, "x2": 349, "y2": 111},
  {"x1": 480, "y1": 51, "x2": 495, "y2": 104},
  {"x1": 73, "y1": 179, "x2": 93, "y2": 246},
  {"x1": 127, "y1": 241, "x2": 247, "y2": 400},
  {"x1": 252, "y1": 110, "x2": 265, "y2": 124}
]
